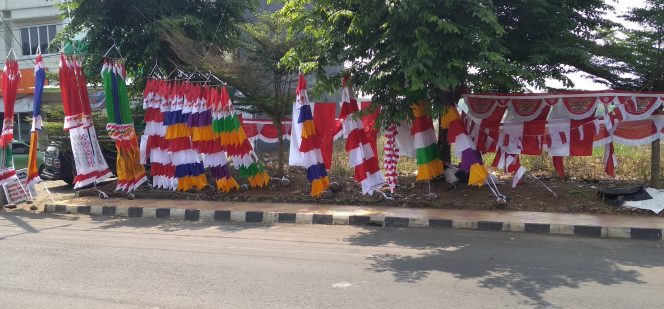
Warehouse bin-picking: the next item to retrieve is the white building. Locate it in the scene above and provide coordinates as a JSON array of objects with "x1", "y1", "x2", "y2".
[
  {"x1": 1, "y1": 0, "x2": 62, "y2": 70},
  {"x1": 0, "y1": 0, "x2": 63, "y2": 142}
]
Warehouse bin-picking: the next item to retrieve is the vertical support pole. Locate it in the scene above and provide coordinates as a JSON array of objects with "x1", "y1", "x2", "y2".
[
  {"x1": 652, "y1": 139, "x2": 661, "y2": 188},
  {"x1": 16, "y1": 112, "x2": 21, "y2": 142}
]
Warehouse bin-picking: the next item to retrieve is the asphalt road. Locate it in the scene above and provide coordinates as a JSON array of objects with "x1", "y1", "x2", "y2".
[{"x1": 0, "y1": 211, "x2": 662, "y2": 309}]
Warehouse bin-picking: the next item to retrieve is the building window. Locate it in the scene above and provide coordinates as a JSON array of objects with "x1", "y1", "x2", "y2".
[{"x1": 20, "y1": 25, "x2": 57, "y2": 56}]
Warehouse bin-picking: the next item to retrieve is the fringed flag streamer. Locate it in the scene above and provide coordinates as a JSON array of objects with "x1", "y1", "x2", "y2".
[
  {"x1": 411, "y1": 102, "x2": 443, "y2": 181},
  {"x1": 339, "y1": 77, "x2": 384, "y2": 195},
  {"x1": 164, "y1": 82, "x2": 207, "y2": 191},
  {"x1": 102, "y1": 59, "x2": 147, "y2": 192},
  {"x1": 383, "y1": 123, "x2": 400, "y2": 193},
  {"x1": 26, "y1": 55, "x2": 45, "y2": 189},
  {"x1": 59, "y1": 55, "x2": 112, "y2": 189},
  {"x1": 441, "y1": 106, "x2": 488, "y2": 187},
  {"x1": 492, "y1": 148, "x2": 526, "y2": 187},
  {"x1": 142, "y1": 79, "x2": 177, "y2": 190},
  {"x1": 215, "y1": 86, "x2": 269, "y2": 188},
  {"x1": 207, "y1": 87, "x2": 239, "y2": 192},
  {"x1": 0, "y1": 59, "x2": 19, "y2": 185},
  {"x1": 295, "y1": 75, "x2": 329, "y2": 197}
]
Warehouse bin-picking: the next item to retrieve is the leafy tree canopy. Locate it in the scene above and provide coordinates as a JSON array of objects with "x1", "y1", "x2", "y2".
[
  {"x1": 55, "y1": 0, "x2": 258, "y2": 93},
  {"x1": 604, "y1": 0, "x2": 664, "y2": 91},
  {"x1": 276, "y1": 0, "x2": 619, "y2": 122}
]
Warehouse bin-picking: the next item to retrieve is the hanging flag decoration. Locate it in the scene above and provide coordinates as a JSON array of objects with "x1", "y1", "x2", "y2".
[
  {"x1": 25, "y1": 55, "x2": 46, "y2": 189},
  {"x1": 0, "y1": 58, "x2": 19, "y2": 185},
  {"x1": 462, "y1": 92, "x2": 664, "y2": 179},
  {"x1": 411, "y1": 102, "x2": 443, "y2": 181},
  {"x1": 383, "y1": 123, "x2": 400, "y2": 194},
  {"x1": 142, "y1": 79, "x2": 177, "y2": 190},
  {"x1": 440, "y1": 106, "x2": 488, "y2": 187},
  {"x1": 294, "y1": 75, "x2": 329, "y2": 197},
  {"x1": 102, "y1": 59, "x2": 147, "y2": 192},
  {"x1": 204, "y1": 87, "x2": 239, "y2": 192},
  {"x1": 339, "y1": 77, "x2": 384, "y2": 195},
  {"x1": 59, "y1": 55, "x2": 112, "y2": 189},
  {"x1": 215, "y1": 86, "x2": 269, "y2": 188},
  {"x1": 164, "y1": 82, "x2": 208, "y2": 191}
]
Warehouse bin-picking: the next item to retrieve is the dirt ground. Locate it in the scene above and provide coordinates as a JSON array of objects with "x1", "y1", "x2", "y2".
[{"x1": 36, "y1": 165, "x2": 663, "y2": 217}]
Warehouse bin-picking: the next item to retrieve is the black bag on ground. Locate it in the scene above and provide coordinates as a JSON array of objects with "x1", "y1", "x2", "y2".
[{"x1": 597, "y1": 185, "x2": 652, "y2": 207}]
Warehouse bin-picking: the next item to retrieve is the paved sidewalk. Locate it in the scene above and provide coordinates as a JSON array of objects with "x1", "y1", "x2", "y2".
[{"x1": 43, "y1": 197, "x2": 664, "y2": 240}]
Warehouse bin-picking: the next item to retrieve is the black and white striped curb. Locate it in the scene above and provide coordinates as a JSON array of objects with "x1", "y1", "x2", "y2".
[{"x1": 44, "y1": 204, "x2": 663, "y2": 241}]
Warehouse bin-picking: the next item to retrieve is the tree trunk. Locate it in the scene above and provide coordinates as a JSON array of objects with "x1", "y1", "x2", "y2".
[
  {"x1": 438, "y1": 123, "x2": 452, "y2": 163},
  {"x1": 274, "y1": 73, "x2": 285, "y2": 178},
  {"x1": 276, "y1": 116, "x2": 285, "y2": 178},
  {"x1": 437, "y1": 88, "x2": 463, "y2": 164},
  {"x1": 652, "y1": 140, "x2": 661, "y2": 188}
]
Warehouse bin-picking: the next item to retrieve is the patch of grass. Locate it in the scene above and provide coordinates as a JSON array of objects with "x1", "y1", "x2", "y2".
[
  {"x1": 489, "y1": 144, "x2": 661, "y2": 183},
  {"x1": 262, "y1": 135, "x2": 661, "y2": 184}
]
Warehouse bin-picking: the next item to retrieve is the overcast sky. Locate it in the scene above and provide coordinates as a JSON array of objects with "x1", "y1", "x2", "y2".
[{"x1": 544, "y1": 0, "x2": 647, "y2": 91}]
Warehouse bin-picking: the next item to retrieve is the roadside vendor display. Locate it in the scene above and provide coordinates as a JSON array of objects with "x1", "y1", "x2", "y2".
[
  {"x1": 339, "y1": 76, "x2": 384, "y2": 195},
  {"x1": 0, "y1": 57, "x2": 19, "y2": 185},
  {"x1": 383, "y1": 123, "x2": 400, "y2": 194},
  {"x1": 102, "y1": 59, "x2": 147, "y2": 193},
  {"x1": 292, "y1": 75, "x2": 329, "y2": 197},
  {"x1": 215, "y1": 86, "x2": 269, "y2": 189},
  {"x1": 143, "y1": 79, "x2": 177, "y2": 190},
  {"x1": 164, "y1": 82, "x2": 208, "y2": 192},
  {"x1": 462, "y1": 92, "x2": 664, "y2": 185},
  {"x1": 130, "y1": 70, "x2": 662, "y2": 200},
  {"x1": 411, "y1": 102, "x2": 444, "y2": 182},
  {"x1": 25, "y1": 54, "x2": 46, "y2": 189},
  {"x1": 59, "y1": 54, "x2": 112, "y2": 189}
]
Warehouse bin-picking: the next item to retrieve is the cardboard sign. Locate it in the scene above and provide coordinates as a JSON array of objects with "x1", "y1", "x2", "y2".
[
  {"x1": 15, "y1": 168, "x2": 37, "y2": 198},
  {"x1": 3, "y1": 178, "x2": 30, "y2": 205}
]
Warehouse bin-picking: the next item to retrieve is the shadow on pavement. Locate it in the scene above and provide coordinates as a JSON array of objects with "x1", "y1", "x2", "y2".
[
  {"x1": 89, "y1": 216, "x2": 275, "y2": 233},
  {"x1": 0, "y1": 210, "x2": 75, "y2": 240},
  {"x1": 345, "y1": 227, "x2": 662, "y2": 309}
]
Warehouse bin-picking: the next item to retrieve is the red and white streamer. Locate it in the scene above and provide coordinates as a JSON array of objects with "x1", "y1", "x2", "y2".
[
  {"x1": 383, "y1": 123, "x2": 399, "y2": 193},
  {"x1": 339, "y1": 80, "x2": 385, "y2": 195}
]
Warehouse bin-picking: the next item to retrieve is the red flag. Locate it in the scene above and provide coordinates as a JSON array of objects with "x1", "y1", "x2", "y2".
[
  {"x1": 552, "y1": 156, "x2": 565, "y2": 177},
  {"x1": 360, "y1": 101, "x2": 380, "y2": 157},
  {"x1": 313, "y1": 102, "x2": 338, "y2": 169}
]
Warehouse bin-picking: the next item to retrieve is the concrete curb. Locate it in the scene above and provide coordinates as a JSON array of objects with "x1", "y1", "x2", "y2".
[{"x1": 44, "y1": 204, "x2": 664, "y2": 241}]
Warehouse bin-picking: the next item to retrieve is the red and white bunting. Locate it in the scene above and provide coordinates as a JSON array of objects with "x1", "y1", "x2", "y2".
[{"x1": 339, "y1": 78, "x2": 385, "y2": 195}]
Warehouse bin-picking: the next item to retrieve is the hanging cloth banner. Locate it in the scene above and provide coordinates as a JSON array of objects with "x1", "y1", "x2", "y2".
[
  {"x1": 164, "y1": 82, "x2": 207, "y2": 191},
  {"x1": 25, "y1": 54, "x2": 45, "y2": 189},
  {"x1": 339, "y1": 77, "x2": 384, "y2": 195},
  {"x1": 295, "y1": 75, "x2": 329, "y2": 197},
  {"x1": 208, "y1": 86, "x2": 240, "y2": 192},
  {"x1": 141, "y1": 79, "x2": 177, "y2": 190},
  {"x1": 102, "y1": 59, "x2": 147, "y2": 193},
  {"x1": 465, "y1": 91, "x2": 664, "y2": 179},
  {"x1": 59, "y1": 55, "x2": 112, "y2": 189},
  {"x1": 463, "y1": 97, "x2": 508, "y2": 153},
  {"x1": 360, "y1": 101, "x2": 381, "y2": 158},
  {"x1": 0, "y1": 58, "x2": 19, "y2": 185},
  {"x1": 241, "y1": 119, "x2": 292, "y2": 143},
  {"x1": 411, "y1": 102, "x2": 443, "y2": 181},
  {"x1": 314, "y1": 102, "x2": 340, "y2": 170},
  {"x1": 216, "y1": 86, "x2": 269, "y2": 188},
  {"x1": 383, "y1": 123, "x2": 400, "y2": 193}
]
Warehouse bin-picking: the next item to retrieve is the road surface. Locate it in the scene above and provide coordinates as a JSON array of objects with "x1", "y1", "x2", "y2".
[{"x1": 0, "y1": 211, "x2": 662, "y2": 308}]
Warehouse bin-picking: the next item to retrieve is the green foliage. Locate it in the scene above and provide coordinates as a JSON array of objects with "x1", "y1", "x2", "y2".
[
  {"x1": 276, "y1": 0, "x2": 617, "y2": 124},
  {"x1": 54, "y1": 0, "x2": 258, "y2": 96},
  {"x1": 603, "y1": 0, "x2": 664, "y2": 91}
]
